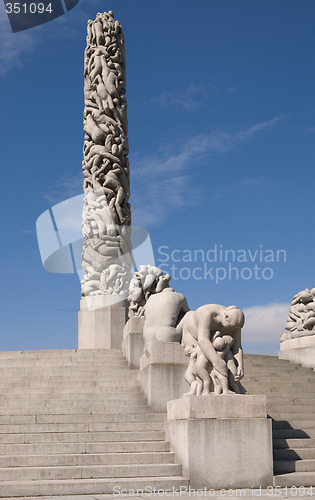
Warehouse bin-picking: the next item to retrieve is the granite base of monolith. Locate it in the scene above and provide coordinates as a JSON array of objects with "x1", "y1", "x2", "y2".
[
  {"x1": 121, "y1": 316, "x2": 144, "y2": 369},
  {"x1": 279, "y1": 334, "x2": 315, "y2": 369},
  {"x1": 165, "y1": 395, "x2": 273, "y2": 489},
  {"x1": 138, "y1": 341, "x2": 189, "y2": 412},
  {"x1": 78, "y1": 296, "x2": 127, "y2": 349}
]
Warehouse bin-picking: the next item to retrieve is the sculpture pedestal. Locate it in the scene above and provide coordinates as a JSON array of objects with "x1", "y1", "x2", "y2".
[
  {"x1": 138, "y1": 341, "x2": 189, "y2": 412},
  {"x1": 78, "y1": 297, "x2": 127, "y2": 349},
  {"x1": 122, "y1": 317, "x2": 144, "y2": 369},
  {"x1": 279, "y1": 334, "x2": 315, "y2": 369},
  {"x1": 165, "y1": 395, "x2": 273, "y2": 489}
]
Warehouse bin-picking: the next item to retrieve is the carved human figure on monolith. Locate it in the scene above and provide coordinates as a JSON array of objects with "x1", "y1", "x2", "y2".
[
  {"x1": 182, "y1": 304, "x2": 245, "y2": 395},
  {"x1": 81, "y1": 11, "x2": 132, "y2": 299}
]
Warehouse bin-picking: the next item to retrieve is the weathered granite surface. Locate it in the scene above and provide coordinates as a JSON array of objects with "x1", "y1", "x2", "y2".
[{"x1": 81, "y1": 11, "x2": 132, "y2": 300}]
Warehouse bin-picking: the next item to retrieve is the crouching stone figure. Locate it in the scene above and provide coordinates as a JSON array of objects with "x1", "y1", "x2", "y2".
[{"x1": 182, "y1": 304, "x2": 245, "y2": 395}]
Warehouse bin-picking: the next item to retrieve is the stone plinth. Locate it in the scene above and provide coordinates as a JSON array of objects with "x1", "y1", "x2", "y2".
[
  {"x1": 78, "y1": 297, "x2": 127, "y2": 349},
  {"x1": 138, "y1": 341, "x2": 189, "y2": 412},
  {"x1": 279, "y1": 334, "x2": 315, "y2": 369},
  {"x1": 165, "y1": 395, "x2": 273, "y2": 489},
  {"x1": 121, "y1": 316, "x2": 144, "y2": 369}
]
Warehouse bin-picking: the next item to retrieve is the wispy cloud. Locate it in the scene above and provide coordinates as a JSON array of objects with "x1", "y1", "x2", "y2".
[
  {"x1": 41, "y1": 116, "x2": 281, "y2": 226},
  {"x1": 0, "y1": 0, "x2": 108, "y2": 76},
  {"x1": 131, "y1": 117, "x2": 281, "y2": 226},
  {"x1": 242, "y1": 302, "x2": 289, "y2": 349},
  {"x1": 201, "y1": 116, "x2": 282, "y2": 154},
  {"x1": 0, "y1": 3, "x2": 36, "y2": 75},
  {"x1": 43, "y1": 172, "x2": 82, "y2": 205},
  {"x1": 155, "y1": 84, "x2": 211, "y2": 111}
]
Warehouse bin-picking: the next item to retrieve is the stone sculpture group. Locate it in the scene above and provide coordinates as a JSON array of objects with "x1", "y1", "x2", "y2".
[
  {"x1": 80, "y1": 11, "x2": 246, "y2": 396},
  {"x1": 281, "y1": 287, "x2": 315, "y2": 342},
  {"x1": 128, "y1": 266, "x2": 245, "y2": 395},
  {"x1": 81, "y1": 11, "x2": 132, "y2": 298}
]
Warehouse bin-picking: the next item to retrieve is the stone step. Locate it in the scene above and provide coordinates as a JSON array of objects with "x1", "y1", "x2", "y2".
[
  {"x1": 0, "y1": 440, "x2": 170, "y2": 455},
  {"x1": 0, "y1": 421, "x2": 164, "y2": 434},
  {"x1": 272, "y1": 420, "x2": 315, "y2": 430},
  {"x1": 0, "y1": 395, "x2": 147, "y2": 405},
  {"x1": 247, "y1": 392, "x2": 315, "y2": 400},
  {"x1": 0, "y1": 404, "x2": 150, "y2": 415},
  {"x1": 0, "y1": 451, "x2": 176, "y2": 467},
  {"x1": 270, "y1": 412, "x2": 315, "y2": 420},
  {"x1": 0, "y1": 349, "x2": 123, "y2": 358},
  {"x1": 243, "y1": 354, "x2": 282, "y2": 362},
  {"x1": 244, "y1": 384, "x2": 315, "y2": 392},
  {"x1": 0, "y1": 430, "x2": 165, "y2": 444},
  {"x1": 0, "y1": 412, "x2": 166, "y2": 425},
  {"x1": 0, "y1": 401, "x2": 148, "y2": 411},
  {"x1": 274, "y1": 459, "x2": 315, "y2": 473},
  {"x1": 272, "y1": 429, "x2": 315, "y2": 439},
  {"x1": 267, "y1": 399, "x2": 315, "y2": 406},
  {"x1": 0, "y1": 367, "x2": 132, "y2": 375},
  {"x1": 0, "y1": 379, "x2": 139, "y2": 389},
  {"x1": 267, "y1": 405, "x2": 315, "y2": 413},
  {"x1": 0, "y1": 392, "x2": 147, "y2": 402},
  {"x1": 274, "y1": 448, "x2": 315, "y2": 461},
  {"x1": 243, "y1": 367, "x2": 313, "y2": 375},
  {"x1": 0, "y1": 359, "x2": 128, "y2": 366},
  {"x1": 0, "y1": 374, "x2": 138, "y2": 384},
  {"x1": 0, "y1": 463, "x2": 182, "y2": 481},
  {"x1": 0, "y1": 348, "x2": 186, "y2": 495},
  {"x1": 0, "y1": 386, "x2": 141, "y2": 395},
  {"x1": 0, "y1": 405, "x2": 150, "y2": 415},
  {"x1": 0, "y1": 476, "x2": 189, "y2": 497},
  {"x1": 243, "y1": 376, "x2": 315, "y2": 384},
  {"x1": 273, "y1": 438, "x2": 315, "y2": 449},
  {"x1": 274, "y1": 472, "x2": 315, "y2": 487}
]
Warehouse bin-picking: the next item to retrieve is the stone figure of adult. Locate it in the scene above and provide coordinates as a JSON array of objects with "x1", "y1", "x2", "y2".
[
  {"x1": 92, "y1": 163, "x2": 128, "y2": 224},
  {"x1": 182, "y1": 304, "x2": 245, "y2": 386},
  {"x1": 143, "y1": 274, "x2": 190, "y2": 344}
]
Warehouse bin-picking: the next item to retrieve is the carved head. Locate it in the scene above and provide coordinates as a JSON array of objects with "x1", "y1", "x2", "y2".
[
  {"x1": 222, "y1": 306, "x2": 245, "y2": 329},
  {"x1": 212, "y1": 337, "x2": 225, "y2": 351}
]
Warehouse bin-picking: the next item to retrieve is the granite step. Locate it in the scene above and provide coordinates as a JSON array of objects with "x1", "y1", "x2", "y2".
[
  {"x1": 274, "y1": 448, "x2": 315, "y2": 460},
  {"x1": 0, "y1": 348, "x2": 188, "y2": 497},
  {"x1": 268, "y1": 405, "x2": 315, "y2": 413},
  {"x1": 0, "y1": 404, "x2": 151, "y2": 415},
  {"x1": 245, "y1": 354, "x2": 315, "y2": 486},
  {"x1": 0, "y1": 349, "x2": 123, "y2": 358},
  {"x1": 0, "y1": 359, "x2": 128, "y2": 367},
  {"x1": 274, "y1": 472, "x2": 315, "y2": 487},
  {"x1": 0, "y1": 379, "x2": 139, "y2": 389},
  {"x1": 0, "y1": 412, "x2": 166, "y2": 425},
  {"x1": 0, "y1": 430, "x2": 165, "y2": 444},
  {"x1": 0, "y1": 463, "x2": 182, "y2": 481},
  {"x1": 0, "y1": 421, "x2": 164, "y2": 434},
  {"x1": 0, "y1": 451, "x2": 176, "y2": 467},
  {"x1": 0, "y1": 393, "x2": 147, "y2": 402},
  {"x1": 274, "y1": 459, "x2": 315, "y2": 473},
  {"x1": 272, "y1": 420, "x2": 315, "y2": 430},
  {"x1": 0, "y1": 440, "x2": 171, "y2": 455},
  {"x1": 269, "y1": 412, "x2": 315, "y2": 420},
  {"x1": 273, "y1": 438, "x2": 315, "y2": 449},
  {"x1": 0, "y1": 476, "x2": 189, "y2": 498}
]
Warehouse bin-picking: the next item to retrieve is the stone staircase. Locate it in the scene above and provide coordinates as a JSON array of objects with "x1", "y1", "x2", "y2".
[
  {"x1": 243, "y1": 353, "x2": 315, "y2": 487},
  {"x1": 1, "y1": 349, "x2": 315, "y2": 494},
  {"x1": 0, "y1": 349, "x2": 188, "y2": 497}
]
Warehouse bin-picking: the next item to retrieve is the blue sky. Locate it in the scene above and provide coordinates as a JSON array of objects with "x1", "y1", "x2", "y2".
[{"x1": 0, "y1": 0, "x2": 314, "y2": 354}]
